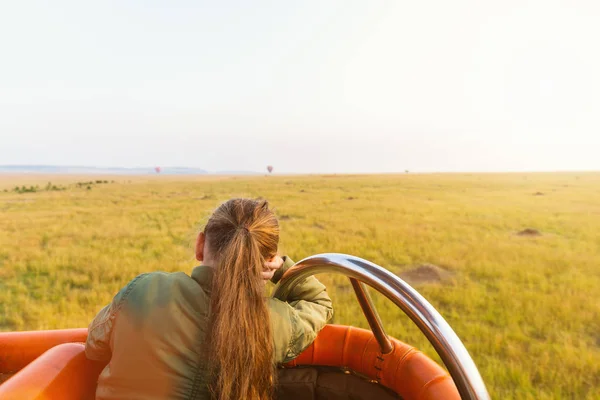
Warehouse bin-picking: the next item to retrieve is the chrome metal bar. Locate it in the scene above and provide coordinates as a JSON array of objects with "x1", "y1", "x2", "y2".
[
  {"x1": 274, "y1": 253, "x2": 490, "y2": 400},
  {"x1": 349, "y1": 278, "x2": 394, "y2": 354}
]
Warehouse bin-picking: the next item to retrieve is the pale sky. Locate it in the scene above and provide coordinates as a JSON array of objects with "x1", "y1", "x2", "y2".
[{"x1": 1, "y1": 1, "x2": 599, "y2": 173}]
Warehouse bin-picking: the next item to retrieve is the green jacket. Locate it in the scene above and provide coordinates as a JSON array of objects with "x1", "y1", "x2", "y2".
[{"x1": 85, "y1": 257, "x2": 333, "y2": 400}]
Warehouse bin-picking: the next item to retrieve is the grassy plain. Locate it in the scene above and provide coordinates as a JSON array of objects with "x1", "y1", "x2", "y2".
[{"x1": 0, "y1": 173, "x2": 599, "y2": 399}]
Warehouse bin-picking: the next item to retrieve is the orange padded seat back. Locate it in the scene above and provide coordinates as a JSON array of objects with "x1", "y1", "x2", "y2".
[
  {"x1": 0, "y1": 343, "x2": 104, "y2": 400},
  {"x1": 285, "y1": 325, "x2": 460, "y2": 400},
  {"x1": 0, "y1": 328, "x2": 88, "y2": 373}
]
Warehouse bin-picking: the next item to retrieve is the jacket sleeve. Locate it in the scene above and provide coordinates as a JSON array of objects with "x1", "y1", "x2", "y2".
[
  {"x1": 269, "y1": 256, "x2": 334, "y2": 363},
  {"x1": 85, "y1": 274, "x2": 146, "y2": 361}
]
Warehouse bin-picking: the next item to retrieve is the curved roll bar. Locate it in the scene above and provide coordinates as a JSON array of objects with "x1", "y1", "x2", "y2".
[{"x1": 274, "y1": 253, "x2": 490, "y2": 400}]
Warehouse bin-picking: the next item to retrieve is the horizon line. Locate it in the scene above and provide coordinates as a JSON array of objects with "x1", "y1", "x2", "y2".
[{"x1": 1, "y1": 165, "x2": 599, "y2": 176}]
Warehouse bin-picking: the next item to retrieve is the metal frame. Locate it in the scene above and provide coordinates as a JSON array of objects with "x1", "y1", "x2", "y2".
[{"x1": 273, "y1": 253, "x2": 490, "y2": 400}]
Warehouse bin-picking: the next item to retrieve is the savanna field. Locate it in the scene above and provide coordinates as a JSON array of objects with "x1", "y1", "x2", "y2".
[{"x1": 0, "y1": 173, "x2": 598, "y2": 399}]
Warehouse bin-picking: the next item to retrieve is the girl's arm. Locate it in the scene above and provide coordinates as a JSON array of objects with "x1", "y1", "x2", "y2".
[
  {"x1": 85, "y1": 274, "x2": 147, "y2": 361},
  {"x1": 268, "y1": 257, "x2": 334, "y2": 363}
]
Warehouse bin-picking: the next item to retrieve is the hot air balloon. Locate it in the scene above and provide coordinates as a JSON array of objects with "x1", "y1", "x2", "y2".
[
  {"x1": 155, "y1": 167, "x2": 161, "y2": 174},
  {"x1": 267, "y1": 165, "x2": 273, "y2": 174}
]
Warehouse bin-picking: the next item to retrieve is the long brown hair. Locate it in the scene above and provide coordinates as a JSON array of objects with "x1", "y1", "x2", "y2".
[{"x1": 204, "y1": 198, "x2": 279, "y2": 400}]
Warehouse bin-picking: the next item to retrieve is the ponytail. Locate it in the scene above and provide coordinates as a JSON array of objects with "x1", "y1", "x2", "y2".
[{"x1": 205, "y1": 199, "x2": 279, "y2": 400}]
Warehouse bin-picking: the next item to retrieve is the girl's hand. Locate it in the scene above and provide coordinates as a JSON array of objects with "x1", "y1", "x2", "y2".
[{"x1": 261, "y1": 256, "x2": 284, "y2": 282}]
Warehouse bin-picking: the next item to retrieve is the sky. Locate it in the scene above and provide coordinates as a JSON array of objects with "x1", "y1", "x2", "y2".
[{"x1": 1, "y1": 0, "x2": 599, "y2": 173}]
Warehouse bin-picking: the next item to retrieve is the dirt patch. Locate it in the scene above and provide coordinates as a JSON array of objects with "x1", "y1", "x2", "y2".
[
  {"x1": 313, "y1": 223, "x2": 326, "y2": 230},
  {"x1": 517, "y1": 228, "x2": 542, "y2": 237},
  {"x1": 398, "y1": 264, "x2": 453, "y2": 285},
  {"x1": 347, "y1": 196, "x2": 357, "y2": 200},
  {"x1": 279, "y1": 215, "x2": 292, "y2": 221},
  {"x1": 533, "y1": 192, "x2": 544, "y2": 196},
  {"x1": 333, "y1": 283, "x2": 352, "y2": 294}
]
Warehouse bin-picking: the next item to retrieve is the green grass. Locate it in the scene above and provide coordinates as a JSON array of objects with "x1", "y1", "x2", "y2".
[{"x1": 1, "y1": 173, "x2": 599, "y2": 399}]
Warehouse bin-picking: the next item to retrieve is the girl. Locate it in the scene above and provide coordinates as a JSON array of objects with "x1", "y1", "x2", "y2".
[{"x1": 85, "y1": 198, "x2": 333, "y2": 400}]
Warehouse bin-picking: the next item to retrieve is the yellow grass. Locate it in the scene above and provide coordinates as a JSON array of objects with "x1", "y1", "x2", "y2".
[{"x1": 1, "y1": 173, "x2": 599, "y2": 399}]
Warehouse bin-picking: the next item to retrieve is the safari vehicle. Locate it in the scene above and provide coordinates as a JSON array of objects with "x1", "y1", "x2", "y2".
[{"x1": 0, "y1": 254, "x2": 490, "y2": 399}]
